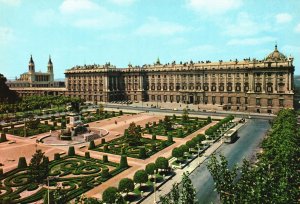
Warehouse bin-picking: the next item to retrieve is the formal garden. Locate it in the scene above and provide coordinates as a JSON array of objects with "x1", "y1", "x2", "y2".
[
  {"x1": 91, "y1": 122, "x2": 174, "y2": 159},
  {"x1": 0, "y1": 148, "x2": 129, "y2": 204},
  {"x1": 143, "y1": 110, "x2": 212, "y2": 138}
]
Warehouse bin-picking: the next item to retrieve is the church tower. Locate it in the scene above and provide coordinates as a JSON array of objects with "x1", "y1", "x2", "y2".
[
  {"x1": 28, "y1": 55, "x2": 35, "y2": 73},
  {"x1": 47, "y1": 55, "x2": 54, "y2": 81}
]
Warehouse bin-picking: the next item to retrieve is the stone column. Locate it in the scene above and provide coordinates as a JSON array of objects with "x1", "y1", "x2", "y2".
[{"x1": 262, "y1": 72, "x2": 266, "y2": 93}]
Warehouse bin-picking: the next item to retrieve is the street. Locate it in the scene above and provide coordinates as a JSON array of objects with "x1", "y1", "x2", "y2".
[{"x1": 190, "y1": 119, "x2": 270, "y2": 203}]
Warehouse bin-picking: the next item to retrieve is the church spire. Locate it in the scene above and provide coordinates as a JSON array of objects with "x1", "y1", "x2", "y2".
[
  {"x1": 29, "y1": 55, "x2": 34, "y2": 64},
  {"x1": 48, "y1": 55, "x2": 52, "y2": 65}
]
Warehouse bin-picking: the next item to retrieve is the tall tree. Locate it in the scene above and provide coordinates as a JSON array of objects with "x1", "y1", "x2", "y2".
[
  {"x1": 28, "y1": 149, "x2": 49, "y2": 183},
  {"x1": 180, "y1": 172, "x2": 197, "y2": 204},
  {"x1": 0, "y1": 74, "x2": 18, "y2": 103}
]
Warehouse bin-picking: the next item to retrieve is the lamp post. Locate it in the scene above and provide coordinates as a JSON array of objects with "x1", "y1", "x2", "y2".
[
  {"x1": 197, "y1": 144, "x2": 200, "y2": 165},
  {"x1": 153, "y1": 174, "x2": 157, "y2": 203},
  {"x1": 47, "y1": 176, "x2": 59, "y2": 204}
]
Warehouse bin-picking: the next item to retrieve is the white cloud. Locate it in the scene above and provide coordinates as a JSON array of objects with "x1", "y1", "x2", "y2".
[
  {"x1": 58, "y1": 0, "x2": 128, "y2": 29},
  {"x1": 295, "y1": 23, "x2": 300, "y2": 33},
  {"x1": 0, "y1": 27, "x2": 14, "y2": 44},
  {"x1": 60, "y1": 0, "x2": 99, "y2": 14},
  {"x1": 136, "y1": 18, "x2": 187, "y2": 36},
  {"x1": 224, "y1": 12, "x2": 269, "y2": 37},
  {"x1": 109, "y1": 0, "x2": 136, "y2": 6},
  {"x1": 186, "y1": 0, "x2": 242, "y2": 15},
  {"x1": 0, "y1": 0, "x2": 21, "y2": 6},
  {"x1": 227, "y1": 36, "x2": 276, "y2": 46},
  {"x1": 275, "y1": 13, "x2": 292, "y2": 24}
]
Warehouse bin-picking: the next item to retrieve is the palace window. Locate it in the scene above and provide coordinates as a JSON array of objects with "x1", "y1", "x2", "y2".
[
  {"x1": 256, "y1": 98, "x2": 261, "y2": 106},
  {"x1": 151, "y1": 95, "x2": 155, "y2": 100},
  {"x1": 219, "y1": 83, "x2": 224, "y2": 91},
  {"x1": 279, "y1": 99, "x2": 284, "y2": 106},
  {"x1": 244, "y1": 83, "x2": 249, "y2": 92},
  {"x1": 245, "y1": 97, "x2": 248, "y2": 104},
  {"x1": 236, "y1": 83, "x2": 241, "y2": 92},
  {"x1": 228, "y1": 97, "x2": 232, "y2": 104},
  {"x1": 164, "y1": 95, "x2": 167, "y2": 102},
  {"x1": 268, "y1": 99, "x2": 272, "y2": 106},
  {"x1": 227, "y1": 83, "x2": 232, "y2": 91},
  {"x1": 176, "y1": 95, "x2": 180, "y2": 102},
  {"x1": 157, "y1": 95, "x2": 161, "y2": 101},
  {"x1": 255, "y1": 84, "x2": 261, "y2": 92},
  {"x1": 267, "y1": 83, "x2": 273, "y2": 92},
  {"x1": 236, "y1": 97, "x2": 240, "y2": 104},
  {"x1": 211, "y1": 83, "x2": 216, "y2": 91},
  {"x1": 220, "y1": 96, "x2": 224, "y2": 105},
  {"x1": 212, "y1": 96, "x2": 216, "y2": 104}
]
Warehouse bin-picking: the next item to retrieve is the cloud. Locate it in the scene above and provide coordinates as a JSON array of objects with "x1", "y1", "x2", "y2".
[
  {"x1": 186, "y1": 0, "x2": 242, "y2": 15},
  {"x1": 275, "y1": 13, "x2": 292, "y2": 24},
  {"x1": 227, "y1": 36, "x2": 276, "y2": 46},
  {"x1": 109, "y1": 0, "x2": 136, "y2": 6},
  {"x1": 0, "y1": 0, "x2": 21, "y2": 6},
  {"x1": 224, "y1": 12, "x2": 269, "y2": 37},
  {"x1": 0, "y1": 27, "x2": 14, "y2": 44},
  {"x1": 60, "y1": 0, "x2": 99, "y2": 14},
  {"x1": 58, "y1": 0, "x2": 128, "y2": 29},
  {"x1": 136, "y1": 17, "x2": 187, "y2": 36},
  {"x1": 295, "y1": 23, "x2": 300, "y2": 33}
]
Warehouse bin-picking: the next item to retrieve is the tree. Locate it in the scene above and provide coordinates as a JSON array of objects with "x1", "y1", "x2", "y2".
[
  {"x1": 17, "y1": 157, "x2": 27, "y2": 168},
  {"x1": 163, "y1": 116, "x2": 172, "y2": 131},
  {"x1": 180, "y1": 172, "x2": 197, "y2": 204},
  {"x1": 88, "y1": 140, "x2": 96, "y2": 150},
  {"x1": 186, "y1": 140, "x2": 196, "y2": 149},
  {"x1": 124, "y1": 122, "x2": 142, "y2": 146},
  {"x1": 182, "y1": 108, "x2": 189, "y2": 123},
  {"x1": 155, "y1": 157, "x2": 169, "y2": 171},
  {"x1": 167, "y1": 133, "x2": 173, "y2": 143},
  {"x1": 172, "y1": 147, "x2": 184, "y2": 160},
  {"x1": 139, "y1": 146, "x2": 147, "y2": 159},
  {"x1": 118, "y1": 178, "x2": 134, "y2": 195},
  {"x1": 0, "y1": 133, "x2": 7, "y2": 142},
  {"x1": 145, "y1": 163, "x2": 157, "y2": 178},
  {"x1": 119, "y1": 155, "x2": 128, "y2": 168},
  {"x1": 207, "y1": 154, "x2": 238, "y2": 203},
  {"x1": 28, "y1": 150, "x2": 49, "y2": 183},
  {"x1": 98, "y1": 103, "x2": 104, "y2": 114},
  {"x1": 180, "y1": 144, "x2": 189, "y2": 154},
  {"x1": 68, "y1": 146, "x2": 75, "y2": 156},
  {"x1": 102, "y1": 187, "x2": 124, "y2": 204},
  {"x1": 0, "y1": 74, "x2": 19, "y2": 103},
  {"x1": 133, "y1": 170, "x2": 148, "y2": 187}
]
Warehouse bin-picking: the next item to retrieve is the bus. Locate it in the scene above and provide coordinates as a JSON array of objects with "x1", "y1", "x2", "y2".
[{"x1": 224, "y1": 129, "x2": 238, "y2": 143}]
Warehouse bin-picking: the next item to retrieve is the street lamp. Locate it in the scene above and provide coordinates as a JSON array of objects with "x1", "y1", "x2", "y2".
[
  {"x1": 153, "y1": 174, "x2": 158, "y2": 203},
  {"x1": 197, "y1": 144, "x2": 200, "y2": 165},
  {"x1": 47, "y1": 176, "x2": 59, "y2": 204}
]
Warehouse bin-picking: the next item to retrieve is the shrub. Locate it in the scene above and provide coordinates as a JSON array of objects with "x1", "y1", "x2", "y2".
[
  {"x1": 0, "y1": 133, "x2": 7, "y2": 142},
  {"x1": 0, "y1": 168, "x2": 3, "y2": 175},
  {"x1": 88, "y1": 140, "x2": 95, "y2": 150},
  {"x1": 133, "y1": 170, "x2": 148, "y2": 187},
  {"x1": 119, "y1": 155, "x2": 128, "y2": 168},
  {"x1": 61, "y1": 121, "x2": 66, "y2": 128},
  {"x1": 54, "y1": 153, "x2": 60, "y2": 160},
  {"x1": 104, "y1": 144, "x2": 108, "y2": 152},
  {"x1": 68, "y1": 146, "x2": 75, "y2": 156},
  {"x1": 45, "y1": 121, "x2": 48, "y2": 125},
  {"x1": 2, "y1": 197, "x2": 11, "y2": 204},
  {"x1": 151, "y1": 144, "x2": 156, "y2": 152},
  {"x1": 139, "y1": 146, "x2": 147, "y2": 159},
  {"x1": 119, "y1": 110, "x2": 123, "y2": 115},
  {"x1": 18, "y1": 157, "x2": 27, "y2": 168},
  {"x1": 172, "y1": 147, "x2": 184, "y2": 159},
  {"x1": 155, "y1": 157, "x2": 169, "y2": 171},
  {"x1": 101, "y1": 138, "x2": 105, "y2": 144},
  {"x1": 121, "y1": 147, "x2": 126, "y2": 155},
  {"x1": 85, "y1": 151, "x2": 90, "y2": 158},
  {"x1": 152, "y1": 134, "x2": 157, "y2": 140},
  {"x1": 102, "y1": 187, "x2": 119, "y2": 204},
  {"x1": 101, "y1": 168, "x2": 110, "y2": 178},
  {"x1": 145, "y1": 163, "x2": 157, "y2": 176},
  {"x1": 103, "y1": 155, "x2": 108, "y2": 163},
  {"x1": 51, "y1": 116, "x2": 55, "y2": 121},
  {"x1": 168, "y1": 133, "x2": 173, "y2": 143},
  {"x1": 81, "y1": 177, "x2": 88, "y2": 189},
  {"x1": 118, "y1": 178, "x2": 134, "y2": 195},
  {"x1": 180, "y1": 144, "x2": 189, "y2": 153}
]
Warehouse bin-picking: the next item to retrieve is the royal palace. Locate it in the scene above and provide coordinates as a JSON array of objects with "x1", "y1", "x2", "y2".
[{"x1": 9, "y1": 45, "x2": 295, "y2": 114}]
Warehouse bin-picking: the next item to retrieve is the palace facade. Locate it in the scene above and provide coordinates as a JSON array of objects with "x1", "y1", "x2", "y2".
[{"x1": 64, "y1": 45, "x2": 294, "y2": 114}]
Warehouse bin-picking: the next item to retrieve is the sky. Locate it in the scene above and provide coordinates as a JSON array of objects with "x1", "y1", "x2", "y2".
[{"x1": 0, "y1": 0, "x2": 300, "y2": 79}]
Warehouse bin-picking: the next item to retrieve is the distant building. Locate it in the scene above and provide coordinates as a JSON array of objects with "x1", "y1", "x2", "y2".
[
  {"x1": 7, "y1": 55, "x2": 65, "y2": 96},
  {"x1": 10, "y1": 45, "x2": 295, "y2": 114},
  {"x1": 65, "y1": 45, "x2": 295, "y2": 114}
]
